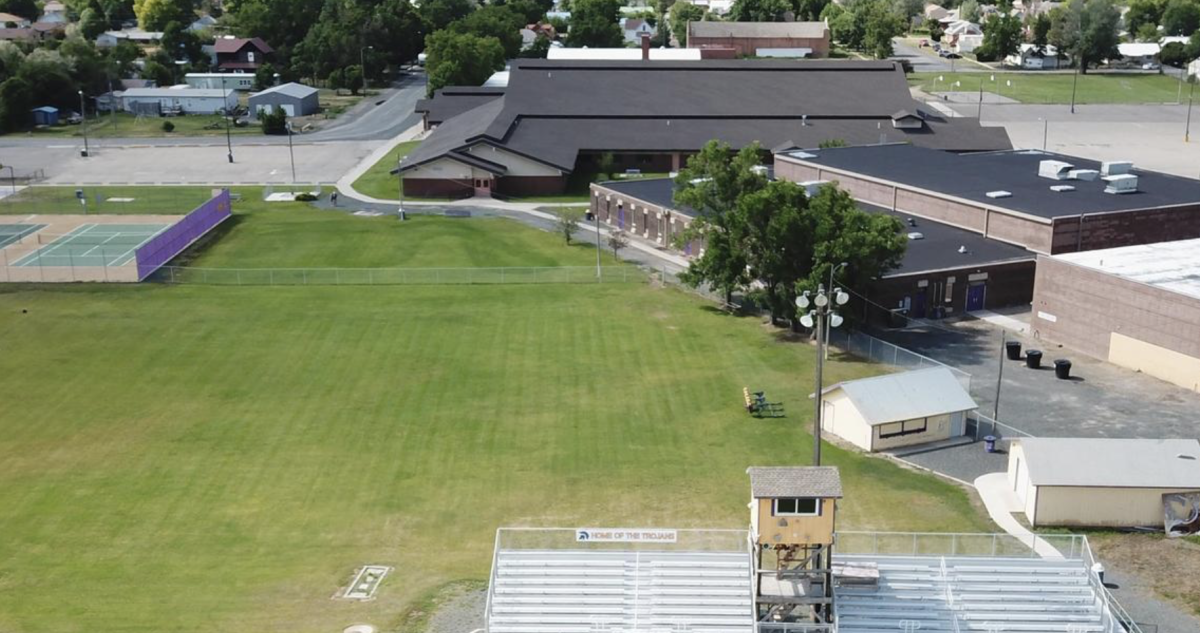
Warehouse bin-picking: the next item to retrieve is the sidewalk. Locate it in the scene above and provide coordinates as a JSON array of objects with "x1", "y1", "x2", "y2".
[{"x1": 973, "y1": 472, "x2": 1065, "y2": 559}]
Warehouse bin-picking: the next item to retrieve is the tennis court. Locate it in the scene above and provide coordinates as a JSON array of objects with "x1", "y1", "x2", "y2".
[
  {"x1": 0, "y1": 223, "x2": 45, "y2": 248},
  {"x1": 14, "y1": 223, "x2": 171, "y2": 268}
]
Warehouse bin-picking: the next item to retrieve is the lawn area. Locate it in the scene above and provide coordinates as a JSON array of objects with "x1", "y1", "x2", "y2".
[
  {"x1": 351, "y1": 140, "x2": 423, "y2": 200},
  {"x1": 0, "y1": 204, "x2": 990, "y2": 633},
  {"x1": 909, "y1": 72, "x2": 1185, "y2": 104},
  {"x1": 0, "y1": 185, "x2": 220, "y2": 215},
  {"x1": 27, "y1": 112, "x2": 260, "y2": 138}
]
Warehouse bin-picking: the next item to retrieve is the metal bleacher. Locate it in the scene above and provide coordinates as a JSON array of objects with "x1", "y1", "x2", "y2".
[
  {"x1": 487, "y1": 549, "x2": 755, "y2": 633},
  {"x1": 835, "y1": 555, "x2": 1110, "y2": 633}
]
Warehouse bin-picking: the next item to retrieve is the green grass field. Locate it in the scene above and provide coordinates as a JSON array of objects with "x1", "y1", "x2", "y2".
[
  {"x1": 351, "y1": 140, "x2": 423, "y2": 200},
  {"x1": 27, "y1": 112, "x2": 262, "y2": 139},
  {"x1": 0, "y1": 202, "x2": 989, "y2": 633},
  {"x1": 0, "y1": 186, "x2": 220, "y2": 216},
  {"x1": 909, "y1": 72, "x2": 1186, "y2": 104}
]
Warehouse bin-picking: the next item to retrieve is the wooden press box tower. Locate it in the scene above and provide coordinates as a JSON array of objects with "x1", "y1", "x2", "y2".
[{"x1": 747, "y1": 466, "x2": 842, "y2": 625}]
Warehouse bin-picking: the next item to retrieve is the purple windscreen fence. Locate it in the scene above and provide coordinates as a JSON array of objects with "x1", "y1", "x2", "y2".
[{"x1": 135, "y1": 189, "x2": 233, "y2": 281}]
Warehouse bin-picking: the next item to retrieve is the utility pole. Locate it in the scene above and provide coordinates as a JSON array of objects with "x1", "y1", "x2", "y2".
[
  {"x1": 993, "y1": 330, "x2": 1005, "y2": 421},
  {"x1": 286, "y1": 123, "x2": 296, "y2": 183},
  {"x1": 223, "y1": 76, "x2": 234, "y2": 163},
  {"x1": 78, "y1": 91, "x2": 90, "y2": 158},
  {"x1": 1187, "y1": 81, "x2": 1196, "y2": 143},
  {"x1": 797, "y1": 285, "x2": 849, "y2": 466},
  {"x1": 1069, "y1": 49, "x2": 1081, "y2": 114},
  {"x1": 977, "y1": 77, "x2": 984, "y2": 119}
]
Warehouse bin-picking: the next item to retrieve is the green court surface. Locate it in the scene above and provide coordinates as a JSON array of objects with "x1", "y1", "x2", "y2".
[
  {"x1": 14, "y1": 223, "x2": 168, "y2": 267},
  {"x1": 0, "y1": 223, "x2": 44, "y2": 248}
]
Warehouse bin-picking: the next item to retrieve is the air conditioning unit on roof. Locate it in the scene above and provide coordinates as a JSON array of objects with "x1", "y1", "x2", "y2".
[
  {"x1": 1103, "y1": 174, "x2": 1138, "y2": 194},
  {"x1": 1038, "y1": 160, "x2": 1074, "y2": 180}
]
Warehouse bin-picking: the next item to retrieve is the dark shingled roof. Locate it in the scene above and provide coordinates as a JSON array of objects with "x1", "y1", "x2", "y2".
[
  {"x1": 782, "y1": 144, "x2": 1200, "y2": 219},
  {"x1": 747, "y1": 466, "x2": 843, "y2": 498},
  {"x1": 401, "y1": 60, "x2": 1010, "y2": 175},
  {"x1": 598, "y1": 177, "x2": 1035, "y2": 277},
  {"x1": 415, "y1": 87, "x2": 507, "y2": 127}
]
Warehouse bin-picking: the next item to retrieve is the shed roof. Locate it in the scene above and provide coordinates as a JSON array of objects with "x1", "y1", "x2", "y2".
[
  {"x1": 1016, "y1": 438, "x2": 1200, "y2": 488},
  {"x1": 747, "y1": 466, "x2": 843, "y2": 498},
  {"x1": 821, "y1": 367, "x2": 977, "y2": 426},
  {"x1": 122, "y1": 88, "x2": 233, "y2": 98},
  {"x1": 688, "y1": 21, "x2": 828, "y2": 39},
  {"x1": 250, "y1": 82, "x2": 319, "y2": 100}
]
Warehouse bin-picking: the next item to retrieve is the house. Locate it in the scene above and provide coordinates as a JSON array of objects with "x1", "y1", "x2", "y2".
[
  {"x1": 1008, "y1": 438, "x2": 1200, "y2": 527},
  {"x1": 687, "y1": 0, "x2": 735, "y2": 14},
  {"x1": 189, "y1": 14, "x2": 218, "y2": 32},
  {"x1": 924, "y1": 3, "x2": 951, "y2": 21},
  {"x1": 121, "y1": 87, "x2": 239, "y2": 115},
  {"x1": 185, "y1": 73, "x2": 255, "y2": 91},
  {"x1": 620, "y1": 17, "x2": 655, "y2": 45},
  {"x1": 0, "y1": 12, "x2": 30, "y2": 27},
  {"x1": 214, "y1": 37, "x2": 273, "y2": 72},
  {"x1": 1005, "y1": 43, "x2": 1060, "y2": 69},
  {"x1": 520, "y1": 22, "x2": 556, "y2": 50},
  {"x1": 400, "y1": 59, "x2": 1011, "y2": 197},
  {"x1": 817, "y1": 368, "x2": 976, "y2": 452},
  {"x1": 248, "y1": 82, "x2": 320, "y2": 117},
  {"x1": 38, "y1": 0, "x2": 66, "y2": 23},
  {"x1": 1116, "y1": 41, "x2": 1160, "y2": 68},
  {"x1": 96, "y1": 29, "x2": 164, "y2": 47},
  {"x1": 686, "y1": 21, "x2": 830, "y2": 57},
  {"x1": 943, "y1": 20, "x2": 983, "y2": 53},
  {"x1": 30, "y1": 106, "x2": 59, "y2": 126},
  {"x1": 0, "y1": 28, "x2": 37, "y2": 41}
]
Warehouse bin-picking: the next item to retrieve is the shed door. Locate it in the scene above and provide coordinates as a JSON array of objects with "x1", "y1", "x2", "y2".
[
  {"x1": 1014, "y1": 457, "x2": 1028, "y2": 503},
  {"x1": 282, "y1": 104, "x2": 295, "y2": 117}
]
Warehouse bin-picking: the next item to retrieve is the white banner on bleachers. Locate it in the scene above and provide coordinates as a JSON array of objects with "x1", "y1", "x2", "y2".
[{"x1": 574, "y1": 528, "x2": 677, "y2": 543}]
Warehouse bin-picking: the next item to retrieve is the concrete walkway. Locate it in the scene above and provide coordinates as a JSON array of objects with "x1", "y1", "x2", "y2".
[
  {"x1": 970, "y1": 309, "x2": 1030, "y2": 335},
  {"x1": 973, "y1": 472, "x2": 1064, "y2": 559}
]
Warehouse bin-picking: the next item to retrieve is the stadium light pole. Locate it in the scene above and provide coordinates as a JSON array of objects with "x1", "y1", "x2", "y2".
[
  {"x1": 223, "y1": 76, "x2": 234, "y2": 163},
  {"x1": 78, "y1": 90, "x2": 90, "y2": 158},
  {"x1": 797, "y1": 285, "x2": 849, "y2": 466},
  {"x1": 824, "y1": 262, "x2": 848, "y2": 361},
  {"x1": 286, "y1": 122, "x2": 296, "y2": 184}
]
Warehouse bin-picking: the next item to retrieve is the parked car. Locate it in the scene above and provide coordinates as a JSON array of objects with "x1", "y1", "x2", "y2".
[
  {"x1": 945, "y1": 52, "x2": 962, "y2": 59},
  {"x1": 919, "y1": 39, "x2": 930, "y2": 47}
]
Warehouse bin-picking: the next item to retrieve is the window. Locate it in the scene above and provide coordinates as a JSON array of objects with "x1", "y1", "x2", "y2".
[
  {"x1": 878, "y1": 418, "x2": 928, "y2": 439},
  {"x1": 248, "y1": 52, "x2": 256, "y2": 63},
  {"x1": 773, "y1": 498, "x2": 820, "y2": 517}
]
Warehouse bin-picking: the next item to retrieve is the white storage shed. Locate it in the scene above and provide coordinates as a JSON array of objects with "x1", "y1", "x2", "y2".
[
  {"x1": 818, "y1": 367, "x2": 976, "y2": 452},
  {"x1": 1008, "y1": 438, "x2": 1200, "y2": 528},
  {"x1": 121, "y1": 88, "x2": 238, "y2": 115}
]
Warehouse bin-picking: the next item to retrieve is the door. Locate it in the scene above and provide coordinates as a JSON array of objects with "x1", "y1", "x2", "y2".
[
  {"x1": 617, "y1": 205, "x2": 625, "y2": 229},
  {"x1": 966, "y1": 283, "x2": 986, "y2": 312},
  {"x1": 912, "y1": 290, "x2": 927, "y2": 319},
  {"x1": 473, "y1": 178, "x2": 492, "y2": 197}
]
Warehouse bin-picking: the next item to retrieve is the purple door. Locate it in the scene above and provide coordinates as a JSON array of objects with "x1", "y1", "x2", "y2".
[
  {"x1": 966, "y1": 283, "x2": 986, "y2": 312},
  {"x1": 617, "y1": 206, "x2": 625, "y2": 229}
]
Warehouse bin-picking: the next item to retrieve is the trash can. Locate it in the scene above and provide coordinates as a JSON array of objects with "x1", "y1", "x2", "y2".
[
  {"x1": 984, "y1": 435, "x2": 997, "y2": 453},
  {"x1": 1025, "y1": 349, "x2": 1042, "y2": 369},
  {"x1": 1006, "y1": 341, "x2": 1022, "y2": 360},
  {"x1": 1054, "y1": 359, "x2": 1072, "y2": 379}
]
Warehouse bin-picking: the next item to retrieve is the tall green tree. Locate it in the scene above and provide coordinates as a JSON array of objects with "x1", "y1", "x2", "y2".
[
  {"x1": 1030, "y1": 13, "x2": 1051, "y2": 51},
  {"x1": 673, "y1": 141, "x2": 767, "y2": 305},
  {"x1": 567, "y1": 0, "x2": 623, "y2": 47},
  {"x1": 1161, "y1": 0, "x2": 1200, "y2": 35},
  {"x1": 728, "y1": 0, "x2": 793, "y2": 21},
  {"x1": 0, "y1": 76, "x2": 32, "y2": 132},
  {"x1": 224, "y1": 0, "x2": 325, "y2": 72},
  {"x1": 452, "y1": 5, "x2": 525, "y2": 59},
  {"x1": 424, "y1": 30, "x2": 506, "y2": 95},
  {"x1": 419, "y1": 0, "x2": 475, "y2": 31},
  {"x1": 133, "y1": 0, "x2": 192, "y2": 30},
  {"x1": 800, "y1": 184, "x2": 906, "y2": 301},
  {"x1": 79, "y1": 7, "x2": 110, "y2": 40},
  {"x1": 958, "y1": 0, "x2": 981, "y2": 22},
  {"x1": 1124, "y1": 0, "x2": 1165, "y2": 38},
  {"x1": 1050, "y1": 0, "x2": 1120, "y2": 73},
  {"x1": 0, "y1": 0, "x2": 38, "y2": 19},
  {"x1": 736, "y1": 180, "x2": 815, "y2": 325},
  {"x1": 668, "y1": 1, "x2": 705, "y2": 46},
  {"x1": 862, "y1": 0, "x2": 904, "y2": 58},
  {"x1": 976, "y1": 5, "x2": 1022, "y2": 61},
  {"x1": 507, "y1": 0, "x2": 554, "y2": 23}
]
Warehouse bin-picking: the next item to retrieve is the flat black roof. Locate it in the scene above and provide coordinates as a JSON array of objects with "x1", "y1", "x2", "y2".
[
  {"x1": 780, "y1": 144, "x2": 1200, "y2": 219},
  {"x1": 599, "y1": 177, "x2": 1034, "y2": 277}
]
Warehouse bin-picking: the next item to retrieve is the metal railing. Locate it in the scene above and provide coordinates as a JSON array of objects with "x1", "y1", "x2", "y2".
[
  {"x1": 836, "y1": 531, "x2": 1086, "y2": 560},
  {"x1": 1080, "y1": 537, "x2": 1147, "y2": 633},
  {"x1": 492, "y1": 527, "x2": 751, "y2": 553},
  {"x1": 966, "y1": 410, "x2": 1035, "y2": 442},
  {"x1": 757, "y1": 624, "x2": 835, "y2": 633},
  {"x1": 828, "y1": 329, "x2": 972, "y2": 394},
  {"x1": 154, "y1": 265, "x2": 648, "y2": 285}
]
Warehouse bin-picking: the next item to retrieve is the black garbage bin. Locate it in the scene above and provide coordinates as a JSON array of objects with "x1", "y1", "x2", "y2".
[
  {"x1": 984, "y1": 435, "x2": 997, "y2": 453},
  {"x1": 1025, "y1": 350, "x2": 1043, "y2": 369},
  {"x1": 1054, "y1": 359, "x2": 1072, "y2": 379},
  {"x1": 1006, "y1": 341, "x2": 1022, "y2": 360}
]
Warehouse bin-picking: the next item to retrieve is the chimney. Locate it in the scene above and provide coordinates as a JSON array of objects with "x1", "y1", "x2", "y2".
[{"x1": 641, "y1": 33, "x2": 651, "y2": 60}]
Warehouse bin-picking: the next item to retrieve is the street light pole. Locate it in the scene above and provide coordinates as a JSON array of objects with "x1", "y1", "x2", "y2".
[
  {"x1": 825, "y1": 261, "x2": 847, "y2": 361},
  {"x1": 286, "y1": 123, "x2": 296, "y2": 184},
  {"x1": 397, "y1": 155, "x2": 406, "y2": 218},
  {"x1": 78, "y1": 90, "x2": 90, "y2": 158},
  {"x1": 1187, "y1": 81, "x2": 1196, "y2": 142},
  {"x1": 360, "y1": 45, "x2": 374, "y2": 95},
  {"x1": 993, "y1": 330, "x2": 1006, "y2": 421},
  {"x1": 977, "y1": 77, "x2": 984, "y2": 119},
  {"x1": 1070, "y1": 48, "x2": 1081, "y2": 114},
  {"x1": 594, "y1": 209, "x2": 603, "y2": 280},
  {"x1": 223, "y1": 76, "x2": 234, "y2": 163},
  {"x1": 797, "y1": 285, "x2": 850, "y2": 466}
]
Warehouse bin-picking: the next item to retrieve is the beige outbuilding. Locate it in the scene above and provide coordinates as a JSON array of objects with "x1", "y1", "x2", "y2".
[
  {"x1": 818, "y1": 367, "x2": 976, "y2": 452},
  {"x1": 1008, "y1": 438, "x2": 1200, "y2": 527}
]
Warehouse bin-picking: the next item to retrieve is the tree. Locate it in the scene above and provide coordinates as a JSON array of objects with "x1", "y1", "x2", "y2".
[
  {"x1": 162, "y1": 21, "x2": 205, "y2": 65},
  {"x1": 567, "y1": 0, "x2": 623, "y2": 47},
  {"x1": 1030, "y1": 12, "x2": 1051, "y2": 51},
  {"x1": 596, "y1": 152, "x2": 615, "y2": 179},
  {"x1": 18, "y1": 51, "x2": 77, "y2": 111},
  {"x1": 519, "y1": 34, "x2": 552, "y2": 58},
  {"x1": 0, "y1": 0, "x2": 38, "y2": 20},
  {"x1": 928, "y1": 19, "x2": 944, "y2": 42},
  {"x1": 735, "y1": 180, "x2": 815, "y2": 325},
  {"x1": 344, "y1": 64, "x2": 363, "y2": 95},
  {"x1": 508, "y1": 0, "x2": 555, "y2": 23},
  {"x1": 862, "y1": 0, "x2": 904, "y2": 58},
  {"x1": 556, "y1": 208, "x2": 581, "y2": 244},
  {"x1": 795, "y1": 0, "x2": 830, "y2": 21},
  {"x1": 133, "y1": 0, "x2": 192, "y2": 30},
  {"x1": 254, "y1": 62, "x2": 277, "y2": 90},
  {"x1": 1050, "y1": 0, "x2": 1120, "y2": 73},
  {"x1": 607, "y1": 230, "x2": 629, "y2": 259},
  {"x1": 800, "y1": 184, "x2": 906, "y2": 304},
  {"x1": 959, "y1": 0, "x2": 980, "y2": 22},
  {"x1": 420, "y1": 0, "x2": 476, "y2": 31},
  {"x1": 141, "y1": 59, "x2": 173, "y2": 86},
  {"x1": 452, "y1": 5, "x2": 525, "y2": 59},
  {"x1": 1162, "y1": 0, "x2": 1200, "y2": 36},
  {"x1": 224, "y1": 0, "x2": 324, "y2": 74},
  {"x1": 260, "y1": 107, "x2": 288, "y2": 134},
  {"x1": 79, "y1": 8, "x2": 109, "y2": 40},
  {"x1": 0, "y1": 76, "x2": 31, "y2": 132},
  {"x1": 728, "y1": 0, "x2": 793, "y2": 22},
  {"x1": 976, "y1": 7, "x2": 1022, "y2": 61},
  {"x1": 668, "y1": 2, "x2": 705, "y2": 46},
  {"x1": 673, "y1": 141, "x2": 767, "y2": 305},
  {"x1": 1136, "y1": 22, "x2": 1162, "y2": 42},
  {"x1": 424, "y1": 31, "x2": 506, "y2": 95},
  {"x1": 1160, "y1": 40, "x2": 1190, "y2": 65},
  {"x1": 893, "y1": 0, "x2": 924, "y2": 23},
  {"x1": 1124, "y1": 0, "x2": 1165, "y2": 39}
]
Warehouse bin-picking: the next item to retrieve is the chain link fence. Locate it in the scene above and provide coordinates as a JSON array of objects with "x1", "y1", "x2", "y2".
[
  {"x1": 828, "y1": 328, "x2": 973, "y2": 394},
  {"x1": 154, "y1": 265, "x2": 649, "y2": 285},
  {"x1": 0, "y1": 185, "x2": 219, "y2": 216}
]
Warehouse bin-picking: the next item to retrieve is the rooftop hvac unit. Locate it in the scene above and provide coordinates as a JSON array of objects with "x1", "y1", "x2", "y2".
[
  {"x1": 1050, "y1": 185, "x2": 1076, "y2": 192},
  {"x1": 986, "y1": 190, "x2": 1013, "y2": 199},
  {"x1": 1101, "y1": 160, "x2": 1133, "y2": 177},
  {"x1": 1104, "y1": 174, "x2": 1138, "y2": 194},
  {"x1": 1068, "y1": 169, "x2": 1099, "y2": 181},
  {"x1": 1038, "y1": 160, "x2": 1074, "y2": 180},
  {"x1": 907, "y1": 232, "x2": 924, "y2": 240}
]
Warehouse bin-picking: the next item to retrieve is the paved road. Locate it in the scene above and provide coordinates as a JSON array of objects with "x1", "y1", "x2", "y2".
[{"x1": 891, "y1": 39, "x2": 986, "y2": 73}]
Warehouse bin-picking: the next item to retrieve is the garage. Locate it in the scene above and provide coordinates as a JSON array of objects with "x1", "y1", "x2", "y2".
[
  {"x1": 1008, "y1": 438, "x2": 1200, "y2": 527},
  {"x1": 247, "y1": 82, "x2": 320, "y2": 118}
]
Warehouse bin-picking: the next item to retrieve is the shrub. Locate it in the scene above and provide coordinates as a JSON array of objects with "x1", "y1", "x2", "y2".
[
  {"x1": 161, "y1": 120, "x2": 175, "y2": 133},
  {"x1": 294, "y1": 192, "x2": 317, "y2": 201}
]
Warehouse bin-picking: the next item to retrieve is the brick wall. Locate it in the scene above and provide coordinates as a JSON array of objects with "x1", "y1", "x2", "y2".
[
  {"x1": 1031, "y1": 256, "x2": 1200, "y2": 360},
  {"x1": 494, "y1": 175, "x2": 567, "y2": 197},
  {"x1": 869, "y1": 260, "x2": 1036, "y2": 324},
  {"x1": 1051, "y1": 204, "x2": 1200, "y2": 253},
  {"x1": 688, "y1": 35, "x2": 830, "y2": 57},
  {"x1": 590, "y1": 183, "x2": 700, "y2": 253}
]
